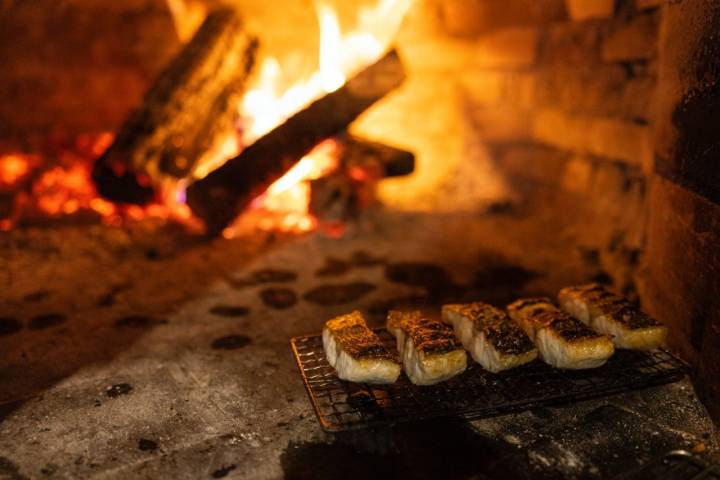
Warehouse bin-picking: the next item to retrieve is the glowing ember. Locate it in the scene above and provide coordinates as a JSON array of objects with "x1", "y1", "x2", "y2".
[
  {"x1": 0, "y1": 154, "x2": 34, "y2": 187},
  {"x1": 244, "y1": 139, "x2": 340, "y2": 234},
  {"x1": 0, "y1": 133, "x2": 194, "y2": 230},
  {"x1": 33, "y1": 164, "x2": 98, "y2": 216}
]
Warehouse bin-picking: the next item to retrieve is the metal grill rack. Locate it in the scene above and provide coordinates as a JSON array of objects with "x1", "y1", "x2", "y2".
[
  {"x1": 619, "y1": 450, "x2": 720, "y2": 480},
  {"x1": 291, "y1": 329, "x2": 689, "y2": 432}
]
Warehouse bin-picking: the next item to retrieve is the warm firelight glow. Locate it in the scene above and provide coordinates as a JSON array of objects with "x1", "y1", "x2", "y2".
[
  {"x1": 0, "y1": 154, "x2": 34, "y2": 187},
  {"x1": 28, "y1": 161, "x2": 191, "y2": 226},
  {"x1": 216, "y1": 0, "x2": 412, "y2": 234},
  {"x1": 166, "y1": 0, "x2": 207, "y2": 42},
  {"x1": 239, "y1": 0, "x2": 410, "y2": 142},
  {"x1": 0, "y1": 133, "x2": 194, "y2": 231},
  {"x1": 248, "y1": 139, "x2": 340, "y2": 233},
  {"x1": 1, "y1": 1, "x2": 411, "y2": 234}
]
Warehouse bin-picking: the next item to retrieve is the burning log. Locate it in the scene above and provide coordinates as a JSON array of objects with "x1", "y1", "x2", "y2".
[
  {"x1": 186, "y1": 49, "x2": 406, "y2": 236},
  {"x1": 309, "y1": 137, "x2": 415, "y2": 224},
  {"x1": 341, "y1": 136, "x2": 415, "y2": 180},
  {"x1": 93, "y1": 8, "x2": 258, "y2": 204}
]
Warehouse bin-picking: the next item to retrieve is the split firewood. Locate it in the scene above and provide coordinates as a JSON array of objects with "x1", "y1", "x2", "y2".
[
  {"x1": 186, "y1": 49, "x2": 406, "y2": 236},
  {"x1": 340, "y1": 135, "x2": 414, "y2": 180},
  {"x1": 93, "y1": 8, "x2": 258, "y2": 204}
]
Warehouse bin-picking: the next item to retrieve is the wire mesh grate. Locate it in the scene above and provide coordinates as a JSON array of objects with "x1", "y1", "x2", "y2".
[
  {"x1": 617, "y1": 451, "x2": 720, "y2": 480},
  {"x1": 291, "y1": 329, "x2": 690, "y2": 432}
]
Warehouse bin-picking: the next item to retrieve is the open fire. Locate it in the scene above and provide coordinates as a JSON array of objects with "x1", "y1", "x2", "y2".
[
  {"x1": 0, "y1": 134, "x2": 193, "y2": 231},
  {"x1": 3, "y1": 0, "x2": 720, "y2": 476},
  {"x1": 0, "y1": 0, "x2": 412, "y2": 235}
]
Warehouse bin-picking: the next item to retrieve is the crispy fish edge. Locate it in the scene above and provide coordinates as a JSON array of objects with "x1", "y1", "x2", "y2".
[
  {"x1": 558, "y1": 284, "x2": 668, "y2": 350},
  {"x1": 387, "y1": 310, "x2": 467, "y2": 385},
  {"x1": 507, "y1": 298, "x2": 615, "y2": 369},
  {"x1": 442, "y1": 303, "x2": 538, "y2": 373},
  {"x1": 323, "y1": 310, "x2": 401, "y2": 384}
]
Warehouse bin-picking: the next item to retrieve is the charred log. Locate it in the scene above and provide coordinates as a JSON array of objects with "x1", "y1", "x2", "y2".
[
  {"x1": 309, "y1": 172, "x2": 363, "y2": 224},
  {"x1": 186, "y1": 49, "x2": 406, "y2": 236},
  {"x1": 340, "y1": 136, "x2": 415, "y2": 180},
  {"x1": 93, "y1": 8, "x2": 257, "y2": 204},
  {"x1": 309, "y1": 137, "x2": 415, "y2": 224}
]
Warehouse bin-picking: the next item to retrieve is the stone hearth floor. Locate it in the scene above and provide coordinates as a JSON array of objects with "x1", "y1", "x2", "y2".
[{"x1": 1, "y1": 207, "x2": 718, "y2": 479}]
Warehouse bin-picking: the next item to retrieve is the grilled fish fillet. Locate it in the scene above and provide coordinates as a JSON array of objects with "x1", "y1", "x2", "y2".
[
  {"x1": 558, "y1": 284, "x2": 667, "y2": 350},
  {"x1": 387, "y1": 310, "x2": 467, "y2": 385},
  {"x1": 323, "y1": 311, "x2": 401, "y2": 384},
  {"x1": 507, "y1": 298, "x2": 614, "y2": 369},
  {"x1": 442, "y1": 302, "x2": 537, "y2": 373}
]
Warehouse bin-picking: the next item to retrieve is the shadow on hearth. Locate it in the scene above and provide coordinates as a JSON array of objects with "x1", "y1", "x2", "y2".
[{"x1": 281, "y1": 404, "x2": 698, "y2": 480}]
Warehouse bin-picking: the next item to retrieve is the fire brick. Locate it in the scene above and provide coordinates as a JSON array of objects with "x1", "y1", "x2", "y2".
[
  {"x1": 474, "y1": 27, "x2": 540, "y2": 69},
  {"x1": 565, "y1": 0, "x2": 616, "y2": 21}
]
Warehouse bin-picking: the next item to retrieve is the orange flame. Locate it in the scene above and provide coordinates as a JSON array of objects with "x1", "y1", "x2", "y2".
[
  {"x1": 217, "y1": 0, "x2": 411, "y2": 234},
  {"x1": 0, "y1": 154, "x2": 34, "y2": 187},
  {"x1": 2, "y1": 1, "x2": 410, "y2": 234},
  {"x1": 239, "y1": 0, "x2": 410, "y2": 143}
]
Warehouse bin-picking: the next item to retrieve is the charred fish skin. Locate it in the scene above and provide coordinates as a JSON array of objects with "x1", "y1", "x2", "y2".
[
  {"x1": 322, "y1": 311, "x2": 401, "y2": 384},
  {"x1": 507, "y1": 298, "x2": 615, "y2": 370},
  {"x1": 442, "y1": 303, "x2": 538, "y2": 373},
  {"x1": 558, "y1": 284, "x2": 668, "y2": 350},
  {"x1": 505, "y1": 297, "x2": 557, "y2": 340},
  {"x1": 387, "y1": 310, "x2": 467, "y2": 386}
]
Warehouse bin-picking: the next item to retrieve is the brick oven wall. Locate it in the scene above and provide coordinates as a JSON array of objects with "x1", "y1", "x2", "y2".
[
  {"x1": 0, "y1": 0, "x2": 182, "y2": 147},
  {"x1": 639, "y1": 0, "x2": 720, "y2": 422},
  {"x1": 366, "y1": 0, "x2": 659, "y2": 296},
  {"x1": 368, "y1": 0, "x2": 720, "y2": 420}
]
